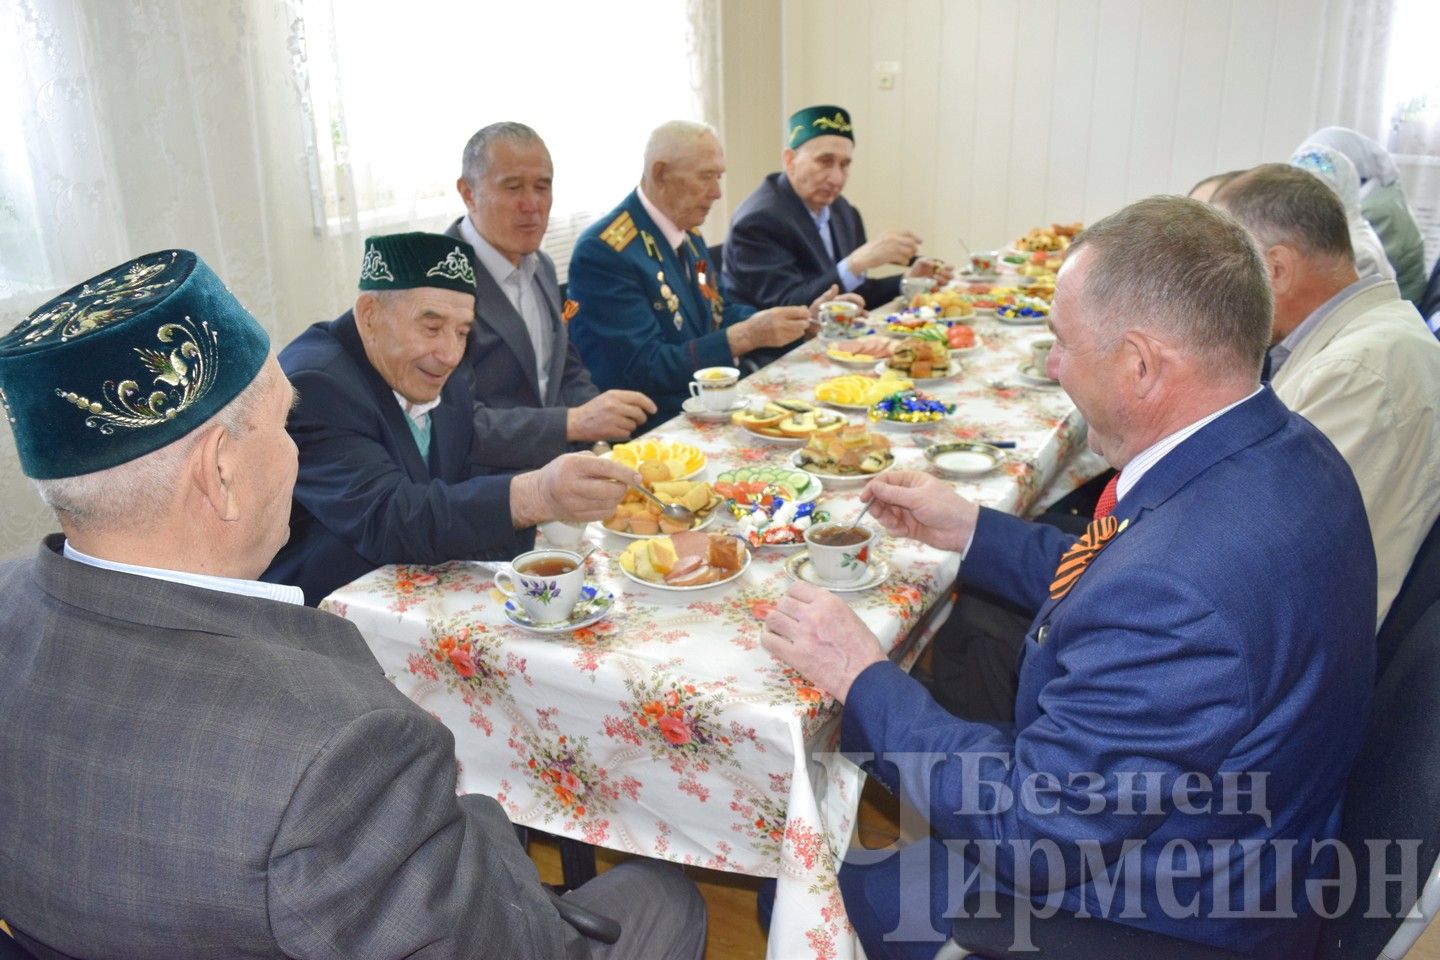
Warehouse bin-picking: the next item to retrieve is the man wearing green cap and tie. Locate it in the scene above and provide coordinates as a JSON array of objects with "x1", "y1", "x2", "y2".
[
  {"x1": 0, "y1": 249, "x2": 705, "y2": 957},
  {"x1": 263, "y1": 232, "x2": 641, "y2": 606},
  {"x1": 724, "y1": 104, "x2": 951, "y2": 311}
]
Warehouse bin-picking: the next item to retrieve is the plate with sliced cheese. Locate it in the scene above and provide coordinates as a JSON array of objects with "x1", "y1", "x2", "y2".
[{"x1": 732, "y1": 400, "x2": 847, "y2": 444}]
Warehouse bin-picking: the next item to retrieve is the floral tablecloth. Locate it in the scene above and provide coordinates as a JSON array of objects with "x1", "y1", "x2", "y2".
[{"x1": 322, "y1": 307, "x2": 1095, "y2": 960}]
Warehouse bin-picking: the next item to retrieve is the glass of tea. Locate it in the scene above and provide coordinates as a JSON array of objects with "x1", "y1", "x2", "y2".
[
  {"x1": 495, "y1": 549, "x2": 586, "y2": 623},
  {"x1": 803, "y1": 522, "x2": 874, "y2": 584}
]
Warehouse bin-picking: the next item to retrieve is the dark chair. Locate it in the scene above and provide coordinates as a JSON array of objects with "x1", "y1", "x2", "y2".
[
  {"x1": 936, "y1": 599, "x2": 1440, "y2": 959},
  {"x1": 1375, "y1": 510, "x2": 1440, "y2": 678},
  {"x1": 1419, "y1": 255, "x2": 1440, "y2": 324}
]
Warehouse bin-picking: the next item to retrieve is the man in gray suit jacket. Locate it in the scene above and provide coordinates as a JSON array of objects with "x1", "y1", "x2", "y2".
[
  {"x1": 0, "y1": 251, "x2": 705, "y2": 958},
  {"x1": 450, "y1": 123, "x2": 656, "y2": 472}
]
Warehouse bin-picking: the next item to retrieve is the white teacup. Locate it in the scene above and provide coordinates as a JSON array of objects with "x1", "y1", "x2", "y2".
[
  {"x1": 970, "y1": 251, "x2": 999, "y2": 275},
  {"x1": 495, "y1": 549, "x2": 586, "y2": 624},
  {"x1": 538, "y1": 519, "x2": 587, "y2": 550},
  {"x1": 689, "y1": 365, "x2": 740, "y2": 411},
  {"x1": 1030, "y1": 337, "x2": 1055, "y2": 376},
  {"x1": 803, "y1": 522, "x2": 874, "y2": 584}
]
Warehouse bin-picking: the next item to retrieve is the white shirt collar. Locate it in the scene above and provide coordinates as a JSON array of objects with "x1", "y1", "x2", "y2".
[
  {"x1": 1114, "y1": 387, "x2": 1264, "y2": 503},
  {"x1": 460, "y1": 214, "x2": 538, "y2": 288},
  {"x1": 393, "y1": 392, "x2": 441, "y2": 426},
  {"x1": 62, "y1": 539, "x2": 305, "y2": 606},
  {"x1": 636, "y1": 185, "x2": 688, "y2": 252}
]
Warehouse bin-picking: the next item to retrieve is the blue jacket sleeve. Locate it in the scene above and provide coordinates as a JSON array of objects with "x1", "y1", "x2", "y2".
[{"x1": 841, "y1": 561, "x2": 1251, "y2": 892}]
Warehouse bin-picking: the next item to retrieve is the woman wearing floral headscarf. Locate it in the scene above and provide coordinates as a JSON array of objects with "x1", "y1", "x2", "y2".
[
  {"x1": 1290, "y1": 143, "x2": 1397, "y2": 285},
  {"x1": 1306, "y1": 126, "x2": 1427, "y2": 303}
]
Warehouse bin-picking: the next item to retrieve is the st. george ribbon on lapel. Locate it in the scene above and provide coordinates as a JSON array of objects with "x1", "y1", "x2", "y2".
[{"x1": 1048, "y1": 515, "x2": 1127, "y2": 600}]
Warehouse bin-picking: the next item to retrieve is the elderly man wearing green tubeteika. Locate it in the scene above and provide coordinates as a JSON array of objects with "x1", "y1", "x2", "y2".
[
  {"x1": 0, "y1": 249, "x2": 706, "y2": 958},
  {"x1": 263, "y1": 231, "x2": 639, "y2": 605},
  {"x1": 724, "y1": 104, "x2": 951, "y2": 312}
]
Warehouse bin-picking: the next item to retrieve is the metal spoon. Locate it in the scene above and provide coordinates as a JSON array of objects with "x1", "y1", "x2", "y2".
[
  {"x1": 628, "y1": 483, "x2": 697, "y2": 526},
  {"x1": 849, "y1": 499, "x2": 874, "y2": 537}
]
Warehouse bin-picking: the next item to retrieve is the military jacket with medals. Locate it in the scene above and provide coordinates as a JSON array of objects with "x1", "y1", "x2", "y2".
[{"x1": 567, "y1": 189, "x2": 754, "y2": 430}]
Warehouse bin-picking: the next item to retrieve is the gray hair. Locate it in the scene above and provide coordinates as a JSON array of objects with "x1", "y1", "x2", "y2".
[
  {"x1": 642, "y1": 120, "x2": 719, "y2": 173},
  {"x1": 1067, "y1": 196, "x2": 1272, "y2": 375},
  {"x1": 460, "y1": 121, "x2": 544, "y2": 185},
  {"x1": 1213, "y1": 163, "x2": 1354, "y2": 263},
  {"x1": 33, "y1": 362, "x2": 277, "y2": 530}
]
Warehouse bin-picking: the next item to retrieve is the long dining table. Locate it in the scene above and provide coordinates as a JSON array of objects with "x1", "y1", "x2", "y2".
[{"x1": 321, "y1": 290, "x2": 1095, "y2": 960}]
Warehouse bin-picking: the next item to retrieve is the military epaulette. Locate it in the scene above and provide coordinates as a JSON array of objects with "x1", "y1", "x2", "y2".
[{"x1": 600, "y1": 211, "x2": 638, "y2": 252}]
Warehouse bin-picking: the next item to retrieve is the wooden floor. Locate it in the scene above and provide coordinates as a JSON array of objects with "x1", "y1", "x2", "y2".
[{"x1": 531, "y1": 778, "x2": 1440, "y2": 960}]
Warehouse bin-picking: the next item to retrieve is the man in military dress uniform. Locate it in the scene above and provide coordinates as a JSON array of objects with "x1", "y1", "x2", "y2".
[{"x1": 567, "y1": 120, "x2": 826, "y2": 428}]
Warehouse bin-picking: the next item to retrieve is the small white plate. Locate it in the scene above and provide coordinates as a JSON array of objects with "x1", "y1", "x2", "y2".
[
  {"x1": 926, "y1": 442, "x2": 1003, "y2": 477},
  {"x1": 789, "y1": 449, "x2": 895, "y2": 486},
  {"x1": 599, "y1": 508, "x2": 720, "y2": 539},
  {"x1": 504, "y1": 583, "x2": 615, "y2": 633},
  {"x1": 1014, "y1": 361, "x2": 1060, "y2": 387},
  {"x1": 739, "y1": 410, "x2": 846, "y2": 445},
  {"x1": 784, "y1": 552, "x2": 891, "y2": 592},
  {"x1": 873, "y1": 360, "x2": 956, "y2": 385},
  {"x1": 950, "y1": 344, "x2": 984, "y2": 359},
  {"x1": 682, "y1": 396, "x2": 745, "y2": 421},
  {"x1": 826, "y1": 350, "x2": 891, "y2": 370},
  {"x1": 619, "y1": 542, "x2": 752, "y2": 591}
]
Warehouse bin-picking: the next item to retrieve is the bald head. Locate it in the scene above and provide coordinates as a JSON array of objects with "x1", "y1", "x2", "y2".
[{"x1": 641, "y1": 121, "x2": 725, "y2": 231}]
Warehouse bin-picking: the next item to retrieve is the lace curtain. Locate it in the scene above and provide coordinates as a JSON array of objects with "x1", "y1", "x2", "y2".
[{"x1": 0, "y1": 0, "x2": 717, "y2": 555}]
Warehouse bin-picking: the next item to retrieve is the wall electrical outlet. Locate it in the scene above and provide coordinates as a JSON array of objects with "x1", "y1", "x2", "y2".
[{"x1": 874, "y1": 61, "x2": 900, "y2": 90}]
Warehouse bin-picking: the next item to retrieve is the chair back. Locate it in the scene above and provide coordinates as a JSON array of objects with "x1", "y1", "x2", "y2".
[
  {"x1": 1316, "y1": 599, "x2": 1440, "y2": 958},
  {"x1": 1376, "y1": 511, "x2": 1440, "y2": 678},
  {"x1": 1419, "y1": 255, "x2": 1440, "y2": 327}
]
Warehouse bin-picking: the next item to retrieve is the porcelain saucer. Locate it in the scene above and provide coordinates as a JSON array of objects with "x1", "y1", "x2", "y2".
[{"x1": 503, "y1": 583, "x2": 615, "y2": 633}]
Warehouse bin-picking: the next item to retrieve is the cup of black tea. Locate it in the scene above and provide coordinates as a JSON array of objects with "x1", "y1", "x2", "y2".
[
  {"x1": 803, "y1": 522, "x2": 874, "y2": 584},
  {"x1": 495, "y1": 549, "x2": 586, "y2": 623}
]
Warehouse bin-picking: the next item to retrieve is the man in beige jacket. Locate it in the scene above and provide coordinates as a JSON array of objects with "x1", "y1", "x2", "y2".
[{"x1": 1216, "y1": 164, "x2": 1440, "y2": 628}]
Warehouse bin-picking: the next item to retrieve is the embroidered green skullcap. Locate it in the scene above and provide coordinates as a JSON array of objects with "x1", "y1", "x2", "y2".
[
  {"x1": 358, "y1": 232, "x2": 478, "y2": 296},
  {"x1": 787, "y1": 105, "x2": 855, "y2": 150},
  {"x1": 0, "y1": 250, "x2": 270, "y2": 479}
]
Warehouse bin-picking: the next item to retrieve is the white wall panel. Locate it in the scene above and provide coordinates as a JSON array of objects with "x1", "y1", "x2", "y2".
[{"x1": 769, "y1": 0, "x2": 1342, "y2": 262}]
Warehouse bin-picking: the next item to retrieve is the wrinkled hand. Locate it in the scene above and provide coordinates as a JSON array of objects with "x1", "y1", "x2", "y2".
[
  {"x1": 566, "y1": 390, "x2": 657, "y2": 442},
  {"x1": 848, "y1": 230, "x2": 922, "y2": 274},
  {"x1": 727, "y1": 305, "x2": 812, "y2": 356},
  {"x1": 906, "y1": 257, "x2": 955, "y2": 285},
  {"x1": 762, "y1": 581, "x2": 886, "y2": 703},
  {"x1": 511, "y1": 453, "x2": 640, "y2": 528},
  {"x1": 861, "y1": 470, "x2": 978, "y2": 553}
]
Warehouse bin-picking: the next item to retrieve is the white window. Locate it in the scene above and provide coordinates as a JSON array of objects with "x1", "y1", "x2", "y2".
[{"x1": 297, "y1": 0, "x2": 709, "y2": 279}]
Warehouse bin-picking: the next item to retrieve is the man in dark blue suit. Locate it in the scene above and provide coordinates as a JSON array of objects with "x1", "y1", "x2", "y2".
[
  {"x1": 568, "y1": 121, "x2": 828, "y2": 429},
  {"x1": 763, "y1": 197, "x2": 1375, "y2": 959},
  {"x1": 723, "y1": 105, "x2": 950, "y2": 311},
  {"x1": 263, "y1": 232, "x2": 638, "y2": 605}
]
